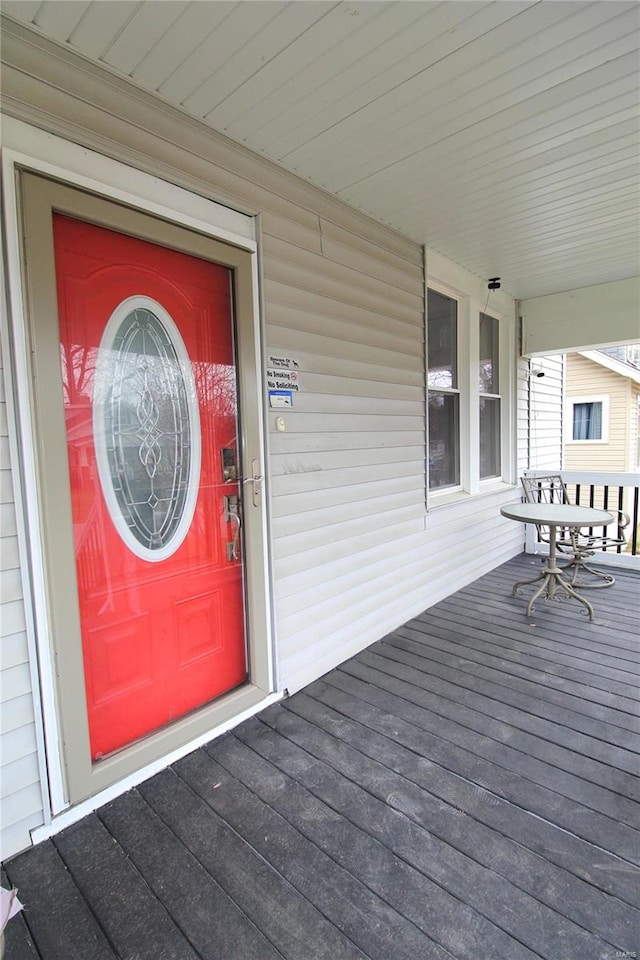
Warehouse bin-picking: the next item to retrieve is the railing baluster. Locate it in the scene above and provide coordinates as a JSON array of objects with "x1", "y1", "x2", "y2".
[
  {"x1": 617, "y1": 486, "x2": 624, "y2": 553},
  {"x1": 523, "y1": 470, "x2": 639, "y2": 561}
]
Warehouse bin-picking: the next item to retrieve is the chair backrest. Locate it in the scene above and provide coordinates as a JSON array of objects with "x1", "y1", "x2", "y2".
[
  {"x1": 521, "y1": 474, "x2": 570, "y2": 506},
  {"x1": 521, "y1": 473, "x2": 627, "y2": 552}
]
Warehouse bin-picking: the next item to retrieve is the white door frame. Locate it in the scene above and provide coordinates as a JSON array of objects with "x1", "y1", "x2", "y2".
[{"x1": 1, "y1": 117, "x2": 277, "y2": 823}]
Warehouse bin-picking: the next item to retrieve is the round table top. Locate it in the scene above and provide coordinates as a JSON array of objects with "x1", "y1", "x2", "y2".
[{"x1": 500, "y1": 502, "x2": 614, "y2": 526}]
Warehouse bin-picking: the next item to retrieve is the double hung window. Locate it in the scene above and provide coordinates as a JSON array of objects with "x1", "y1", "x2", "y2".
[
  {"x1": 479, "y1": 312, "x2": 501, "y2": 480},
  {"x1": 427, "y1": 290, "x2": 459, "y2": 490},
  {"x1": 427, "y1": 288, "x2": 508, "y2": 497}
]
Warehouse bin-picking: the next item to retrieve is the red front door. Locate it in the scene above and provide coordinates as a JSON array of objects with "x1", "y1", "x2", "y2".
[{"x1": 53, "y1": 214, "x2": 247, "y2": 759}]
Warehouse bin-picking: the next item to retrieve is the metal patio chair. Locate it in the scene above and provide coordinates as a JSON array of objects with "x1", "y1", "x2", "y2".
[{"x1": 520, "y1": 474, "x2": 630, "y2": 588}]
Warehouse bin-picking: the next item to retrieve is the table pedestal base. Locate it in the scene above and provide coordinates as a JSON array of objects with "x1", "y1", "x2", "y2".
[{"x1": 512, "y1": 560, "x2": 595, "y2": 621}]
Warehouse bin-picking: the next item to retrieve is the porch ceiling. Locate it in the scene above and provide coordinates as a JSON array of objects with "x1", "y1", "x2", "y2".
[{"x1": 2, "y1": 1, "x2": 639, "y2": 301}]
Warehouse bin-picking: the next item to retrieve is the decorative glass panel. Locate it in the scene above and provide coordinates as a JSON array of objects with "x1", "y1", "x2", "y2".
[{"x1": 93, "y1": 296, "x2": 201, "y2": 561}]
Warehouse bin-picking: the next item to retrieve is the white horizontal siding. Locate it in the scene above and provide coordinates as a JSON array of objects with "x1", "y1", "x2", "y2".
[
  {"x1": 0, "y1": 30, "x2": 525, "y2": 853},
  {"x1": 0, "y1": 342, "x2": 43, "y2": 860},
  {"x1": 528, "y1": 355, "x2": 565, "y2": 470}
]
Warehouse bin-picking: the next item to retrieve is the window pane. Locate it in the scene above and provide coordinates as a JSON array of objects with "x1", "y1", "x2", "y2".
[
  {"x1": 428, "y1": 391, "x2": 460, "y2": 488},
  {"x1": 480, "y1": 397, "x2": 501, "y2": 479},
  {"x1": 479, "y1": 313, "x2": 499, "y2": 394},
  {"x1": 428, "y1": 290, "x2": 457, "y2": 389},
  {"x1": 573, "y1": 401, "x2": 602, "y2": 440}
]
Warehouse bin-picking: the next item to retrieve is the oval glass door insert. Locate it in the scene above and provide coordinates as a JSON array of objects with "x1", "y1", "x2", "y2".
[{"x1": 93, "y1": 295, "x2": 201, "y2": 561}]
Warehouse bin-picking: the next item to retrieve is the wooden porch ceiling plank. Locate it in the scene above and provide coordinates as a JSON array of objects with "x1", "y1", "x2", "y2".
[
  {"x1": 361, "y1": 644, "x2": 640, "y2": 788},
  {"x1": 382, "y1": 633, "x2": 640, "y2": 757},
  {"x1": 3, "y1": 842, "x2": 117, "y2": 960},
  {"x1": 138, "y1": 765, "x2": 371, "y2": 960},
  {"x1": 204, "y1": 736, "x2": 533, "y2": 960},
  {"x1": 393, "y1": 623, "x2": 640, "y2": 735},
  {"x1": 307, "y1": 677, "x2": 640, "y2": 911},
  {"x1": 96, "y1": 790, "x2": 284, "y2": 960},
  {"x1": 52, "y1": 817, "x2": 199, "y2": 960},
  {"x1": 340, "y1": 657, "x2": 640, "y2": 834},
  {"x1": 320, "y1": 667, "x2": 640, "y2": 867},
  {"x1": 275, "y1": 692, "x2": 639, "y2": 953}
]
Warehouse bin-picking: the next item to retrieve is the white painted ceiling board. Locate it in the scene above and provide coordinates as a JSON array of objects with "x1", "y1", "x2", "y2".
[
  {"x1": 1, "y1": 0, "x2": 638, "y2": 300},
  {"x1": 225, "y1": 0, "x2": 481, "y2": 144},
  {"x1": 314, "y1": 56, "x2": 639, "y2": 195},
  {"x1": 184, "y1": 2, "x2": 332, "y2": 118},
  {"x1": 252, "y1": 1, "x2": 432, "y2": 153},
  {"x1": 272, "y1": 1, "x2": 537, "y2": 167},
  {"x1": 67, "y1": 1, "x2": 140, "y2": 60},
  {"x1": 132, "y1": 4, "x2": 236, "y2": 90},
  {"x1": 33, "y1": 1, "x2": 90, "y2": 42},
  {"x1": 102, "y1": 2, "x2": 185, "y2": 74},
  {"x1": 305, "y1": 7, "x2": 636, "y2": 189},
  {"x1": 207, "y1": 1, "x2": 382, "y2": 131},
  {"x1": 158, "y1": 2, "x2": 285, "y2": 104},
  {"x1": 0, "y1": 2, "x2": 41, "y2": 24}
]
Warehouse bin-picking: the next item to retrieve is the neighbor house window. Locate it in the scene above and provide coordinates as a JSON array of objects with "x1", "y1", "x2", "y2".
[
  {"x1": 427, "y1": 289, "x2": 460, "y2": 489},
  {"x1": 479, "y1": 312, "x2": 501, "y2": 479},
  {"x1": 568, "y1": 395, "x2": 609, "y2": 443}
]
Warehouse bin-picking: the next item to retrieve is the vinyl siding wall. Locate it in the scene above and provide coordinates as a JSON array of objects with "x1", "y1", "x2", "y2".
[
  {"x1": 0, "y1": 341, "x2": 46, "y2": 859},
  {"x1": 0, "y1": 26, "x2": 523, "y2": 857},
  {"x1": 527, "y1": 355, "x2": 565, "y2": 470}
]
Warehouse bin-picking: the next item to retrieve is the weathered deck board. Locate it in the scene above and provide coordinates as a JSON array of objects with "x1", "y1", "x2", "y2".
[{"x1": 4, "y1": 555, "x2": 639, "y2": 960}]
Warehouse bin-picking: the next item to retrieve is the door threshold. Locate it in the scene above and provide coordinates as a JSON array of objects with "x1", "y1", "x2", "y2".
[{"x1": 30, "y1": 690, "x2": 284, "y2": 847}]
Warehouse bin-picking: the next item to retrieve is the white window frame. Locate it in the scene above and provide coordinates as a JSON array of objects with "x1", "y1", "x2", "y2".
[
  {"x1": 426, "y1": 279, "x2": 515, "y2": 506},
  {"x1": 478, "y1": 311, "x2": 502, "y2": 482},
  {"x1": 566, "y1": 394, "x2": 610, "y2": 444},
  {"x1": 426, "y1": 285, "x2": 464, "y2": 495}
]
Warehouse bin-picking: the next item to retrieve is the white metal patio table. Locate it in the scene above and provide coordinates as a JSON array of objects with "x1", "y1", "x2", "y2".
[{"x1": 500, "y1": 502, "x2": 614, "y2": 621}]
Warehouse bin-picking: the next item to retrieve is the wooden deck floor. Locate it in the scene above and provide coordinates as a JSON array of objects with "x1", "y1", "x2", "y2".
[{"x1": 4, "y1": 554, "x2": 640, "y2": 960}]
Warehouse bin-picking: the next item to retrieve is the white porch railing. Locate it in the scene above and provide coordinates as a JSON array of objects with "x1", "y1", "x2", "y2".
[{"x1": 522, "y1": 470, "x2": 640, "y2": 570}]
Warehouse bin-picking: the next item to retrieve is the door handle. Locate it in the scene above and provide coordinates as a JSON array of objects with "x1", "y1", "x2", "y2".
[
  {"x1": 224, "y1": 495, "x2": 241, "y2": 562},
  {"x1": 242, "y1": 459, "x2": 263, "y2": 507}
]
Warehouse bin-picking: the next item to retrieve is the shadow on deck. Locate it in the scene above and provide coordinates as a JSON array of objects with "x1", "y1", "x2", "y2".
[{"x1": 4, "y1": 554, "x2": 639, "y2": 960}]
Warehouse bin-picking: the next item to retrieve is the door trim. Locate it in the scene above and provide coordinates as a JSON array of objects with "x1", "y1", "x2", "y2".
[{"x1": 3, "y1": 134, "x2": 274, "y2": 810}]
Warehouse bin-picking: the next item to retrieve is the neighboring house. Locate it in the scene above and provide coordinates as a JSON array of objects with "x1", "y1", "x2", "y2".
[
  {"x1": 0, "y1": 9, "x2": 638, "y2": 864},
  {"x1": 564, "y1": 349, "x2": 640, "y2": 473}
]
